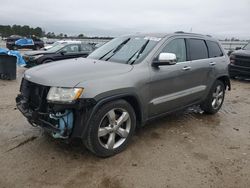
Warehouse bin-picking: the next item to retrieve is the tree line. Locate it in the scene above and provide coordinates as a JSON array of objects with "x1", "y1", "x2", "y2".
[
  {"x1": 0, "y1": 25, "x2": 43, "y2": 37},
  {"x1": 0, "y1": 24, "x2": 113, "y2": 40}
]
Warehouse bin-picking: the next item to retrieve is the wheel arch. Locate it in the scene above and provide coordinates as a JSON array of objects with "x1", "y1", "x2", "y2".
[
  {"x1": 217, "y1": 75, "x2": 231, "y2": 91},
  {"x1": 95, "y1": 94, "x2": 144, "y2": 125},
  {"x1": 41, "y1": 58, "x2": 54, "y2": 64}
]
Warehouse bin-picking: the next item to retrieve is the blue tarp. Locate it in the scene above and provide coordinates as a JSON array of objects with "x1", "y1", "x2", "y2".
[
  {"x1": 0, "y1": 48, "x2": 26, "y2": 67},
  {"x1": 15, "y1": 38, "x2": 34, "y2": 46}
]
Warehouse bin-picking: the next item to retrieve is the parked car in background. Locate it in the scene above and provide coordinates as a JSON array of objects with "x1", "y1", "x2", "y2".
[
  {"x1": 229, "y1": 42, "x2": 250, "y2": 78},
  {"x1": 23, "y1": 42, "x2": 95, "y2": 67},
  {"x1": 43, "y1": 40, "x2": 81, "y2": 50},
  {"x1": 6, "y1": 35, "x2": 44, "y2": 50},
  {"x1": 16, "y1": 32, "x2": 230, "y2": 157}
]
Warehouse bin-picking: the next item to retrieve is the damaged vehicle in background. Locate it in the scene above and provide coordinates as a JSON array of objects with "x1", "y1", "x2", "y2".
[
  {"x1": 23, "y1": 42, "x2": 95, "y2": 67},
  {"x1": 229, "y1": 42, "x2": 250, "y2": 78},
  {"x1": 16, "y1": 32, "x2": 230, "y2": 157},
  {"x1": 6, "y1": 35, "x2": 44, "y2": 50}
]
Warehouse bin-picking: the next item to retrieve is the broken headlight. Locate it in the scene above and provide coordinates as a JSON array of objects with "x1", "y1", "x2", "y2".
[{"x1": 47, "y1": 87, "x2": 83, "y2": 103}]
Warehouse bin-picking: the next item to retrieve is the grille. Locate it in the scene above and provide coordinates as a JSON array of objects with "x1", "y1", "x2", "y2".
[
  {"x1": 234, "y1": 55, "x2": 250, "y2": 68},
  {"x1": 20, "y1": 78, "x2": 49, "y2": 110}
]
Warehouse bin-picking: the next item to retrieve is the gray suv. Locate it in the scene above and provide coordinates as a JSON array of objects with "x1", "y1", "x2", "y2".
[{"x1": 16, "y1": 32, "x2": 230, "y2": 157}]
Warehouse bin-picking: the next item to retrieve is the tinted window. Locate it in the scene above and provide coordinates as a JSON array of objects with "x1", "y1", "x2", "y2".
[
  {"x1": 188, "y1": 39, "x2": 208, "y2": 60},
  {"x1": 161, "y1": 38, "x2": 186, "y2": 62},
  {"x1": 206, "y1": 41, "x2": 223, "y2": 58}
]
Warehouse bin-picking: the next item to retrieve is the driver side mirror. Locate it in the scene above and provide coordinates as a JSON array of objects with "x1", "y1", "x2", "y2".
[
  {"x1": 60, "y1": 50, "x2": 67, "y2": 55},
  {"x1": 152, "y1": 53, "x2": 177, "y2": 67}
]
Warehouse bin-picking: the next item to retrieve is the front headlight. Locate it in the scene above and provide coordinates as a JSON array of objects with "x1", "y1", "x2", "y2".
[
  {"x1": 32, "y1": 55, "x2": 43, "y2": 60},
  {"x1": 230, "y1": 54, "x2": 235, "y2": 64},
  {"x1": 47, "y1": 87, "x2": 83, "y2": 103}
]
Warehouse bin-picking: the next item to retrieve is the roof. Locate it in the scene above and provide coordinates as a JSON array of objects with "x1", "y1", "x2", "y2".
[{"x1": 128, "y1": 32, "x2": 214, "y2": 40}]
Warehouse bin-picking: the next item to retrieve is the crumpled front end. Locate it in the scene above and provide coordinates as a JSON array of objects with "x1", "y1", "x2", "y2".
[{"x1": 16, "y1": 78, "x2": 93, "y2": 139}]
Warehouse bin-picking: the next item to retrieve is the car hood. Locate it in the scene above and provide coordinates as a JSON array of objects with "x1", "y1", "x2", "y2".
[
  {"x1": 24, "y1": 58, "x2": 133, "y2": 87},
  {"x1": 232, "y1": 49, "x2": 250, "y2": 57},
  {"x1": 24, "y1": 50, "x2": 53, "y2": 56}
]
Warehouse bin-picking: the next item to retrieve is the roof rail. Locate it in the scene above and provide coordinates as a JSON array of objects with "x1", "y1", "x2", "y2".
[
  {"x1": 174, "y1": 31, "x2": 212, "y2": 37},
  {"x1": 174, "y1": 31, "x2": 185, "y2": 33}
]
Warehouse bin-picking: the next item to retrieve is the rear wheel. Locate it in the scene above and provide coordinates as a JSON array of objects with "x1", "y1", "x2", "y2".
[
  {"x1": 201, "y1": 80, "x2": 225, "y2": 114},
  {"x1": 85, "y1": 100, "x2": 136, "y2": 157}
]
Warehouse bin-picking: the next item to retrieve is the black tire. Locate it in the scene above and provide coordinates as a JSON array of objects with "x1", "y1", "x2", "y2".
[
  {"x1": 201, "y1": 80, "x2": 225, "y2": 114},
  {"x1": 85, "y1": 100, "x2": 136, "y2": 157},
  {"x1": 42, "y1": 59, "x2": 53, "y2": 64}
]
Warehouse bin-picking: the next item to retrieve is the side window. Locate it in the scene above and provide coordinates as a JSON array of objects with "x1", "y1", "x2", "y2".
[
  {"x1": 206, "y1": 41, "x2": 223, "y2": 58},
  {"x1": 161, "y1": 39, "x2": 186, "y2": 62},
  {"x1": 62, "y1": 44, "x2": 80, "y2": 53},
  {"x1": 81, "y1": 44, "x2": 93, "y2": 51},
  {"x1": 188, "y1": 39, "x2": 208, "y2": 60}
]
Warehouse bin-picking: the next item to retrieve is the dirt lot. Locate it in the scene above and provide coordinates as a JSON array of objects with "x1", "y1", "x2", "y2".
[{"x1": 0, "y1": 69, "x2": 249, "y2": 188}]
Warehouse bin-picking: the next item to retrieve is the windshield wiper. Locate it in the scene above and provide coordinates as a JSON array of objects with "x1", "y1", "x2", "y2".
[
  {"x1": 126, "y1": 40, "x2": 150, "y2": 64},
  {"x1": 98, "y1": 48, "x2": 114, "y2": 60},
  {"x1": 98, "y1": 38, "x2": 130, "y2": 61},
  {"x1": 105, "y1": 38, "x2": 131, "y2": 61}
]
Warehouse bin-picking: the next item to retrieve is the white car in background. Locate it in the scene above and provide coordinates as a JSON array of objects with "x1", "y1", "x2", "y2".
[{"x1": 44, "y1": 40, "x2": 81, "y2": 50}]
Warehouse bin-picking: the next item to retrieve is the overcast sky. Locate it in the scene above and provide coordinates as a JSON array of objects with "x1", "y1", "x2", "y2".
[{"x1": 0, "y1": 0, "x2": 249, "y2": 39}]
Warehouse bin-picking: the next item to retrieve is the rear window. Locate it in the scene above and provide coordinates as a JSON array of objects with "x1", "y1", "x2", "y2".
[
  {"x1": 188, "y1": 39, "x2": 208, "y2": 60},
  {"x1": 206, "y1": 41, "x2": 223, "y2": 58}
]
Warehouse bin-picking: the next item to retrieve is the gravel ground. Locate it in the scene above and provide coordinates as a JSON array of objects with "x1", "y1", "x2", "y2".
[{"x1": 0, "y1": 69, "x2": 250, "y2": 188}]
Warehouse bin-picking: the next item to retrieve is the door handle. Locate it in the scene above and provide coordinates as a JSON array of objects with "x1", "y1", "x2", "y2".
[
  {"x1": 182, "y1": 66, "x2": 191, "y2": 71},
  {"x1": 210, "y1": 62, "x2": 216, "y2": 66}
]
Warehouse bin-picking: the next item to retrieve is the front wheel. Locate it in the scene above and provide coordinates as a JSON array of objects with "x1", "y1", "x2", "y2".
[
  {"x1": 85, "y1": 100, "x2": 136, "y2": 157},
  {"x1": 42, "y1": 59, "x2": 53, "y2": 64},
  {"x1": 201, "y1": 80, "x2": 225, "y2": 114}
]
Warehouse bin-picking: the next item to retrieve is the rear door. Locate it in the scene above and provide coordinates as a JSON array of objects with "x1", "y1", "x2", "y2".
[
  {"x1": 186, "y1": 38, "x2": 214, "y2": 99},
  {"x1": 205, "y1": 40, "x2": 224, "y2": 85}
]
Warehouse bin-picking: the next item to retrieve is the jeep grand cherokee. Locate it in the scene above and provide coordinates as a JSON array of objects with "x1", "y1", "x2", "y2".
[{"x1": 16, "y1": 32, "x2": 230, "y2": 157}]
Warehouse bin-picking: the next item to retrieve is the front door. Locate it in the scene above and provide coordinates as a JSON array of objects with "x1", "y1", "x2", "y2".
[
  {"x1": 56, "y1": 44, "x2": 81, "y2": 60},
  {"x1": 148, "y1": 38, "x2": 206, "y2": 117}
]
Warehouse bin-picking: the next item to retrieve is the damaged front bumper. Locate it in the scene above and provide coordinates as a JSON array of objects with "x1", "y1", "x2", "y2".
[{"x1": 16, "y1": 79, "x2": 96, "y2": 140}]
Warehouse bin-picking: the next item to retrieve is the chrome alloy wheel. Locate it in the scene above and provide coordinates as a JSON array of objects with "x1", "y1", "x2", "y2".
[
  {"x1": 98, "y1": 108, "x2": 131, "y2": 150},
  {"x1": 212, "y1": 85, "x2": 224, "y2": 110}
]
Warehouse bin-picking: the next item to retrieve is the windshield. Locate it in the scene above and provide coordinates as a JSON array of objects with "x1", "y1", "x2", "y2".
[
  {"x1": 52, "y1": 41, "x2": 61, "y2": 47},
  {"x1": 87, "y1": 36, "x2": 161, "y2": 64},
  {"x1": 243, "y1": 43, "x2": 250, "y2": 50},
  {"x1": 47, "y1": 43, "x2": 65, "y2": 53}
]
